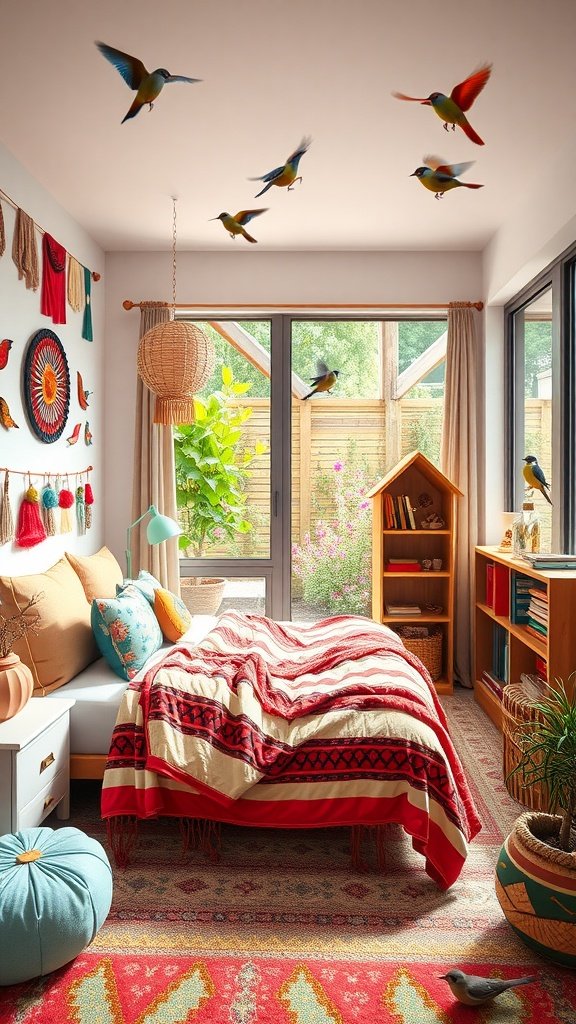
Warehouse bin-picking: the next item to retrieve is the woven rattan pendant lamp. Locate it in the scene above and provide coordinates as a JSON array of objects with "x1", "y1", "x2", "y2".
[{"x1": 137, "y1": 198, "x2": 214, "y2": 425}]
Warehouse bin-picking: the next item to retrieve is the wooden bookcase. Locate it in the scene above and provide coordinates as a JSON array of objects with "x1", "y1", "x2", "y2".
[
  {"x1": 368, "y1": 451, "x2": 461, "y2": 695},
  {"x1": 474, "y1": 545, "x2": 576, "y2": 731}
]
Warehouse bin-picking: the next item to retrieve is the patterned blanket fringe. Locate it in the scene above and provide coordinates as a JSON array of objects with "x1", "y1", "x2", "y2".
[
  {"x1": 350, "y1": 825, "x2": 387, "y2": 873},
  {"x1": 179, "y1": 818, "x2": 222, "y2": 862},
  {"x1": 107, "y1": 816, "x2": 139, "y2": 868}
]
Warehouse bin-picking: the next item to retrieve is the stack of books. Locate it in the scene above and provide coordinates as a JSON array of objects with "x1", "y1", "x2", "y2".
[
  {"x1": 383, "y1": 493, "x2": 417, "y2": 530},
  {"x1": 510, "y1": 572, "x2": 532, "y2": 624},
  {"x1": 525, "y1": 584, "x2": 548, "y2": 641},
  {"x1": 522, "y1": 552, "x2": 576, "y2": 570},
  {"x1": 385, "y1": 601, "x2": 421, "y2": 615},
  {"x1": 385, "y1": 558, "x2": 421, "y2": 572}
]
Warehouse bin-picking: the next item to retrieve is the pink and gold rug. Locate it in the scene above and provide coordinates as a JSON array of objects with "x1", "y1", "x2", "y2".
[{"x1": 1, "y1": 690, "x2": 575, "y2": 1022}]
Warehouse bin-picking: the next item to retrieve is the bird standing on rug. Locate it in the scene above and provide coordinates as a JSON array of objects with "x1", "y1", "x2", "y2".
[
  {"x1": 523, "y1": 455, "x2": 553, "y2": 505},
  {"x1": 0, "y1": 339, "x2": 13, "y2": 370},
  {"x1": 393, "y1": 63, "x2": 492, "y2": 145},
  {"x1": 303, "y1": 360, "x2": 340, "y2": 400},
  {"x1": 95, "y1": 41, "x2": 202, "y2": 123},
  {"x1": 210, "y1": 209, "x2": 268, "y2": 243},
  {"x1": 440, "y1": 969, "x2": 536, "y2": 1006},
  {"x1": 410, "y1": 157, "x2": 483, "y2": 199},
  {"x1": 249, "y1": 137, "x2": 312, "y2": 197}
]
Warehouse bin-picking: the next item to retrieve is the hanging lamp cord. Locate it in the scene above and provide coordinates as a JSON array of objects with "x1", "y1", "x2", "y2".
[{"x1": 172, "y1": 197, "x2": 177, "y2": 311}]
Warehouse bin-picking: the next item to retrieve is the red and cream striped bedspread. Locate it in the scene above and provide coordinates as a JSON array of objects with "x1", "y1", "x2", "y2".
[{"x1": 101, "y1": 612, "x2": 481, "y2": 888}]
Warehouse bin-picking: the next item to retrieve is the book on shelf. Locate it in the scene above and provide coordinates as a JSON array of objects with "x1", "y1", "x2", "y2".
[
  {"x1": 385, "y1": 562, "x2": 422, "y2": 572},
  {"x1": 481, "y1": 669, "x2": 504, "y2": 700},
  {"x1": 404, "y1": 496, "x2": 417, "y2": 530},
  {"x1": 525, "y1": 623, "x2": 547, "y2": 642},
  {"x1": 485, "y1": 562, "x2": 494, "y2": 609},
  {"x1": 534, "y1": 654, "x2": 548, "y2": 679},
  {"x1": 528, "y1": 585, "x2": 548, "y2": 601},
  {"x1": 396, "y1": 495, "x2": 407, "y2": 530},
  {"x1": 491, "y1": 622, "x2": 509, "y2": 683},
  {"x1": 492, "y1": 562, "x2": 510, "y2": 616},
  {"x1": 388, "y1": 558, "x2": 419, "y2": 564},
  {"x1": 385, "y1": 602, "x2": 421, "y2": 615},
  {"x1": 522, "y1": 553, "x2": 576, "y2": 569},
  {"x1": 510, "y1": 572, "x2": 532, "y2": 624},
  {"x1": 527, "y1": 604, "x2": 548, "y2": 626}
]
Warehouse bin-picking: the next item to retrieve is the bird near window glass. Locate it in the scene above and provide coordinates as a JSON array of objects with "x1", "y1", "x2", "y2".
[{"x1": 522, "y1": 455, "x2": 553, "y2": 505}]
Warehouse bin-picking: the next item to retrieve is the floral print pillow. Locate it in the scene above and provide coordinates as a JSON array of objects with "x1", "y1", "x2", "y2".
[{"x1": 91, "y1": 584, "x2": 163, "y2": 680}]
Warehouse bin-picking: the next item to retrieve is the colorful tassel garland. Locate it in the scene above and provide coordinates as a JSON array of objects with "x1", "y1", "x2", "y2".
[
  {"x1": 84, "y1": 481, "x2": 94, "y2": 530},
  {"x1": 41, "y1": 484, "x2": 59, "y2": 536},
  {"x1": 15, "y1": 486, "x2": 47, "y2": 548},
  {"x1": 58, "y1": 486, "x2": 74, "y2": 533},
  {"x1": 76, "y1": 486, "x2": 86, "y2": 535},
  {"x1": 0, "y1": 471, "x2": 14, "y2": 545}
]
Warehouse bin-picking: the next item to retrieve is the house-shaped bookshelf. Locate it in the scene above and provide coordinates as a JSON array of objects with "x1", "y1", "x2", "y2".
[{"x1": 367, "y1": 451, "x2": 462, "y2": 694}]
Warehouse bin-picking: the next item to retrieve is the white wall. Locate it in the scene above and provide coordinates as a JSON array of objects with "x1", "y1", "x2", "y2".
[
  {"x1": 103, "y1": 249, "x2": 482, "y2": 561},
  {"x1": 0, "y1": 143, "x2": 105, "y2": 575}
]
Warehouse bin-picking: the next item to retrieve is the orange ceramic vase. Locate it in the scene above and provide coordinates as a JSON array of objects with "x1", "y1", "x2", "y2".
[{"x1": 0, "y1": 652, "x2": 34, "y2": 722}]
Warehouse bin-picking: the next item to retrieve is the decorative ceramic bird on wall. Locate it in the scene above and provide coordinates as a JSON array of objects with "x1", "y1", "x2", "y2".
[
  {"x1": 0, "y1": 339, "x2": 13, "y2": 371},
  {"x1": 523, "y1": 455, "x2": 553, "y2": 505},
  {"x1": 77, "y1": 370, "x2": 92, "y2": 410},
  {"x1": 393, "y1": 63, "x2": 492, "y2": 145},
  {"x1": 66, "y1": 422, "x2": 81, "y2": 446},
  {"x1": 85, "y1": 422, "x2": 93, "y2": 446},
  {"x1": 0, "y1": 397, "x2": 18, "y2": 429},
  {"x1": 439, "y1": 969, "x2": 536, "y2": 1006},
  {"x1": 210, "y1": 209, "x2": 268, "y2": 243},
  {"x1": 410, "y1": 157, "x2": 483, "y2": 198},
  {"x1": 95, "y1": 41, "x2": 202, "y2": 123},
  {"x1": 249, "y1": 137, "x2": 312, "y2": 198},
  {"x1": 303, "y1": 360, "x2": 340, "y2": 399}
]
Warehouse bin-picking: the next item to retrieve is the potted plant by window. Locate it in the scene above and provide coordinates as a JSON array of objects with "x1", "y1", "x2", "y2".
[
  {"x1": 495, "y1": 677, "x2": 576, "y2": 968},
  {"x1": 174, "y1": 366, "x2": 267, "y2": 616},
  {"x1": 0, "y1": 594, "x2": 41, "y2": 721}
]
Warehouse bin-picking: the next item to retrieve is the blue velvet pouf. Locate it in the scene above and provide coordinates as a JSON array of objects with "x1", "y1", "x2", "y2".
[{"x1": 0, "y1": 826, "x2": 113, "y2": 986}]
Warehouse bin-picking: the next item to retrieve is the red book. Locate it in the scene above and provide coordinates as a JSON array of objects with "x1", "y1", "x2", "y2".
[
  {"x1": 493, "y1": 563, "x2": 510, "y2": 616},
  {"x1": 385, "y1": 562, "x2": 422, "y2": 572},
  {"x1": 485, "y1": 562, "x2": 494, "y2": 609}
]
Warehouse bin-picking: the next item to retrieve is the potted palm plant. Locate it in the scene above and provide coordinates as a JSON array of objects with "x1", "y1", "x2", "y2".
[
  {"x1": 495, "y1": 676, "x2": 576, "y2": 968},
  {"x1": 174, "y1": 366, "x2": 267, "y2": 615}
]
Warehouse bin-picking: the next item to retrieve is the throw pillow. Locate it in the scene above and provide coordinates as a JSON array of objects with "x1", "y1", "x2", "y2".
[
  {"x1": 154, "y1": 587, "x2": 192, "y2": 642},
  {"x1": 91, "y1": 585, "x2": 163, "y2": 680},
  {"x1": 66, "y1": 546, "x2": 124, "y2": 603},
  {"x1": 117, "y1": 569, "x2": 162, "y2": 605},
  {"x1": 0, "y1": 557, "x2": 99, "y2": 694}
]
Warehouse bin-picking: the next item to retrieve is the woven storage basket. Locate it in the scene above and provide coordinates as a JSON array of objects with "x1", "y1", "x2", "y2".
[
  {"x1": 502, "y1": 683, "x2": 548, "y2": 811},
  {"x1": 396, "y1": 629, "x2": 443, "y2": 681}
]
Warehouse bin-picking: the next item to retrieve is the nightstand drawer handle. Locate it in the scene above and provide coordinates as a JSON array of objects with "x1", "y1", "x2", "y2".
[
  {"x1": 40, "y1": 752, "x2": 55, "y2": 774},
  {"x1": 43, "y1": 796, "x2": 54, "y2": 811}
]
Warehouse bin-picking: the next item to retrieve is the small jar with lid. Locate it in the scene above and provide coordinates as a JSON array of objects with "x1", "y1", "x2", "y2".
[{"x1": 512, "y1": 502, "x2": 541, "y2": 556}]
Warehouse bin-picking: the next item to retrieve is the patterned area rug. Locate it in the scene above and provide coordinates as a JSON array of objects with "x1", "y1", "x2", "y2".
[{"x1": 2, "y1": 689, "x2": 575, "y2": 1023}]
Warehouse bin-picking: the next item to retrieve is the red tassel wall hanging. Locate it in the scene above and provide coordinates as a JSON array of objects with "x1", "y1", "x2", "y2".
[
  {"x1": 84, "y1": 478, "x2": 94, "y2": 530},
  {"x1": 58, "y1": 479, "x2": 74, "y2": 533},
  {"x1": 15, "y1": 485, "x2": 47, "y2": 548}
]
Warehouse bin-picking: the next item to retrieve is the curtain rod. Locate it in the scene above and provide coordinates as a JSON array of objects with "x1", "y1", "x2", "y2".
[
  {"x1": 0, "y1": 186, "x2": 101, "y2": 283},
  {"x1": 122, "y1": 300, "x2": 484, "y2": 311}
]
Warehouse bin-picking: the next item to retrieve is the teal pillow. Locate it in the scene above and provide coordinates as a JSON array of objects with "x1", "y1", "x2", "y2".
[
  {"x1": 0, "y1": 826, "x2": 112, "y2": 985},
  {"x1": 117, "y1": 569, "x2": 162, "y2": 605},
  {"x1": 91, "y1": 583, "x2": 163, "y2": 680}
]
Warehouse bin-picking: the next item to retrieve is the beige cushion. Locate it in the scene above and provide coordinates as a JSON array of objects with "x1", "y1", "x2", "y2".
[
  {"x1": 65, "y1": 546, "x2": 124, "y2": 603},
  {"x1": 0, "y1": 557, "x2": 99, "y2": 695}
]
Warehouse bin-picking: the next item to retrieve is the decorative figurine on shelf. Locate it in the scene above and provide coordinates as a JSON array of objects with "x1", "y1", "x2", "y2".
[
  {"x1": 421, "y1": 512, "x2": 445, "y2": 529},
  {"x1": 497, "y1": 511, "x2": 517, "y2": 552}
]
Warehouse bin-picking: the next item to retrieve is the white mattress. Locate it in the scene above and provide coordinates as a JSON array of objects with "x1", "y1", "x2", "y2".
[{"x1": 44, "y1": 615, "x2": 218, "y2": 755}]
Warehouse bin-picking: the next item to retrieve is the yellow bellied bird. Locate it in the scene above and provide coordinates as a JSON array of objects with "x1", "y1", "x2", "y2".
[
  {"x1": 249, "y1": 137, "x2": 312, "y2": 198},
  {"x1": 410, "y1": 156, "x2": 483, "y2": 199},
  {"x1": 210, "y1": 209, "x2": 268, "y2": 244},
  {"x1": 393, "y1": 63, "x2": 492, "y2": 145},
  {"x1": 303, "y1": 360, "x2": 340, "y2": 400},
  {"x1": 523, "y1": 455, "x2": 553, "y2": 505},
  {"x1": 95, "y1": 41, "x2": 201, "y2": 123}
]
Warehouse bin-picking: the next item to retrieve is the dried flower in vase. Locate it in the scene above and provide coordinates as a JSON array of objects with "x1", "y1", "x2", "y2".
[{"x1": 0, "y1": 593, "x2": 42, "y2": 659}]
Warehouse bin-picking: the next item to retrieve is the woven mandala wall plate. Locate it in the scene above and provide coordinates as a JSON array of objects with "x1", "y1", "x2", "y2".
[{"x1": 23, "y1": 329, "x2": 70, "y2": 442}]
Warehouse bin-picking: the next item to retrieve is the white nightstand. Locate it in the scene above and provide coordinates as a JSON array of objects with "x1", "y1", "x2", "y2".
[{"x1": 0, "y1": 698, "x2": 75, "y2": 834}]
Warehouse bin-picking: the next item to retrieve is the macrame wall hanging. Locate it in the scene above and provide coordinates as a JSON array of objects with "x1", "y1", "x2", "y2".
[
  {"x1": 23, "y1": 328, "x2": 71, "y2": 443},
  {"x1": 137, "y1": 197, "x2": 214, "y2": 425},
  {"x1": 0, "y1": 466, "x2": 94, "y2": 546},
  {"x1": 15, "y1": 480, "x2": 47, "y2": 548}
]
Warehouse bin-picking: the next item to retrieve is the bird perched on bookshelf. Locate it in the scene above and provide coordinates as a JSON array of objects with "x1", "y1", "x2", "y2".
[
  {"x1": 523, "y1": 455, "x2": 553, "y2": 505},
  {"x1": 439, "y1": 969, "x2": 536, "y2": 1006},
  {"x1": 302, "y1": 360, "x2": 340, "y2": 400}
]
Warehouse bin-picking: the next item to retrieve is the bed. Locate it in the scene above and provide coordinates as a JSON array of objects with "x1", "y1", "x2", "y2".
[{"x1": 101, "y1": 610, "x2": 481, "y2": 889}]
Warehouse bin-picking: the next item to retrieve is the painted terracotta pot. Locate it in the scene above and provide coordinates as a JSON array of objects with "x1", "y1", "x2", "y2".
[
  {"x1": 0, "y1": 652, "x2": 34, "y2": 722},
  {"x1": 495, "y1": 811, "x2": 576, "y2": 968}
]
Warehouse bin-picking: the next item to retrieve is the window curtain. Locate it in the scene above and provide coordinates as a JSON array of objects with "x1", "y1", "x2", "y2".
[
  {"x1": 440, "y1": 303, "x2": 481, "y2": 688},
  {"x1": 130, "y1": 302, "x2": 180, "y2": 592}
]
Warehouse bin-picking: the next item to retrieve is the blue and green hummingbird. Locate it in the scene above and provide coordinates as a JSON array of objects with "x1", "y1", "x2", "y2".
[
  {"x1": 210, "y1": 209, "x2": 268, "y2": 243},
  {"x1": 95, "y1": 41, "x2": 202, "y2": 123},
  {"x1": 249, "y1": 137, "x2": 312, "y2": 198},
  {"x1": 393, "y1": 64, "x2": 492, "y2": 145},
  {"x1": 410, "y1": 156, "x2": 483, "y2": 199}
]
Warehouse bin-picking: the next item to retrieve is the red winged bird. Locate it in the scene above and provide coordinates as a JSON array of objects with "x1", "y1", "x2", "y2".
[
  {"x1": 393, "y1": 63, "x2": 492, "y2": 145},
  {"x1": 95, "y1": 41, "x2": 201, "y2": 123},
  {"x1": 410, "y1": 156, "x2": 483, "y2": 198}
]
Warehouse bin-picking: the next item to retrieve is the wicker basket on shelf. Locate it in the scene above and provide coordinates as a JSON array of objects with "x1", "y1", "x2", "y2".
[
  {"x1": 395, "y1": 628, "x2": 443, "y2": 682},
  {"x1": 502, "y1": 683, "x2": 548, "y2": 811}
]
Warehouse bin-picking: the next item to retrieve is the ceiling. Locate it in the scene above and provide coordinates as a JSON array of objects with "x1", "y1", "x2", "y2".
[{"x1": 2, "y1": 0, "x2": 575, "y2": 254}]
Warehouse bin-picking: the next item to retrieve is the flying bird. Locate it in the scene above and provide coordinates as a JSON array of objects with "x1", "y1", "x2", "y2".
[
  {"x1": 95, "y1": 41, "x2": 201, "y2": 123},
  {"x1": 210, "y1": 209, "x2": 268, "y2": 243},
  {"x1": 0, "y1": 397, "x2": 18, "y2": 429},
  {"x1": 523, "y1": 455, "x2": 553, "y2": 505},
  {"x1": 410, "y1": 156, "x2": 483, "y2": 199},
  {"x1": 439, "y1": 969, "x2": 536, "y2": 1006},
  {"x1": 249, "y1": 137, "x2": 312, "y2": 198},
  {"x1": 393, "y1": 63, "x2": 492, "y2": 145},
  {"x1": 0, "y1": 339, "x2": 13, "y2": 371},
  {"x1": 303, "y1": 360, "x2": 340, "y2": 400}
]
